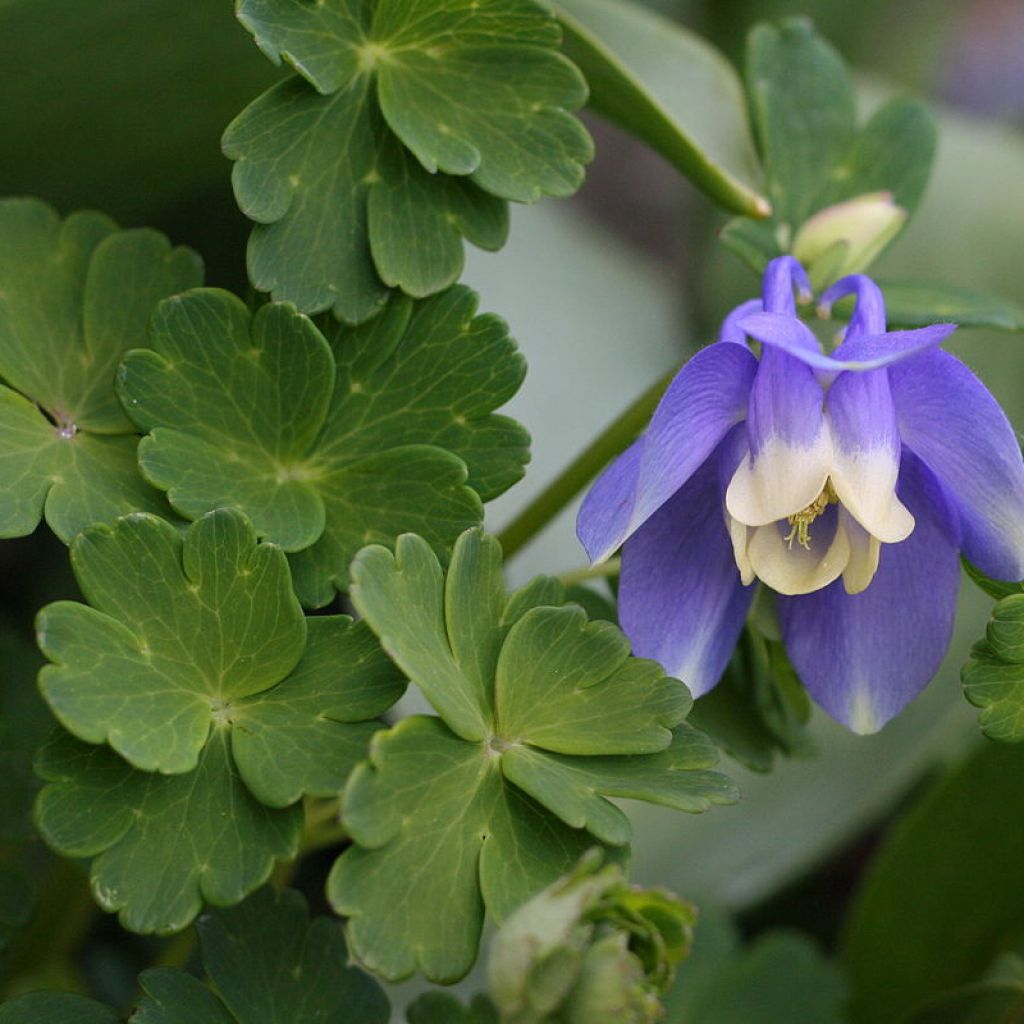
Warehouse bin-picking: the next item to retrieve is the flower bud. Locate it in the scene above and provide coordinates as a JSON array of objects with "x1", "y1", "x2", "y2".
[
  {"x1": 487, "y1": 850, "x2": 696, "y2": 1024},
  {"x1": 792, "y1": 191, "x2": 906, "y2": 288}
]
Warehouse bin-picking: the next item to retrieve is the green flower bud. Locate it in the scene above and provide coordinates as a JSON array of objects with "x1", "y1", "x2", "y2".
[
  {"x1": 793, "y1": 191, "x2": 907, "y2": 289},
  {"x1": 487, "y1": 850, "x2": 696, "y2": 1024}
]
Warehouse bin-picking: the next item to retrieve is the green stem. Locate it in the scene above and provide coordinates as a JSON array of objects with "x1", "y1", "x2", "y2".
[
  {"x1": 558, "y1": 558, "x2": 621, "y2": 588},
  {"x1": 497, "y1": 365, "x2": 678, "y2": 560}
]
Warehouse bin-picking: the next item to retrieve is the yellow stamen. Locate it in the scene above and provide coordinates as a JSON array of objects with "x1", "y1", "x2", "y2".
[{"x1": 783, "y1": 479, "x2": 839, "y2": 550}]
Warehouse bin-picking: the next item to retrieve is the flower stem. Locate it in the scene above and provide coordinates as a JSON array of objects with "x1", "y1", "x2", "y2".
[
  {"x1": 497, "y1": 365, "x2": 678, "y2": 560},
  {"x1": 558, "y1": 558, "x2": 622, "y2": 588}
]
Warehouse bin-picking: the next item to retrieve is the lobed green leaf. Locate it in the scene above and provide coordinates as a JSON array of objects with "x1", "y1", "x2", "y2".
[
  {"x1": 118, "y1": 286, "x2": 527, "y2": 606},
  {"x1": 0, "y1": 199, "x2": 201, "y2": 542},
  {"x1": 962, "y1": 594, "x2": 1024, "y2": 741},
  {"x1": 722, "y1": 19, "x2": 936, "y2": 281},
  {"x1": 0, "y1": 993, "x2": 120, "y2": 1024},
  {"x1": 227, "y1": 0, "x2": 590, "y2": 320},
  {"x1": 34, "y1": 729, "x2": 301, "y2": 935},
  {"x1": 34, "y1": 510, "x2": 404, "y2": 932},
  {"x1": 331, "y1": 529, "x2": 736, "y2": 982},
  {"x1": 0, "y1": 887, "x2": 390, "y2": 1022},
  {"x1": 38, "y1": 510, "x2": 307, "y2": 774}
]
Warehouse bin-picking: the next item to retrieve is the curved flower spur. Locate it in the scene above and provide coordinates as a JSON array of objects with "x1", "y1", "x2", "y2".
[{"x1": 578, "y1": 256, "x2": 1024, "y2": 733}]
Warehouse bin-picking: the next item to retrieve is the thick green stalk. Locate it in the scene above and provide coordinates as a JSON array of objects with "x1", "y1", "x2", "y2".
[{"x1": 497, "y1": 364, "x2": 678, "y2": 560}]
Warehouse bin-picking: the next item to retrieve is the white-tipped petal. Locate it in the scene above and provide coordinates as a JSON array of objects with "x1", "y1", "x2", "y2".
[
  {"x1": 726, "y1": 431, "x2": 832, "y2": 527},
  {"x1": 826, "y1": 366, "x2": 913, "y2": 543},
  {"x1": 829, "y1": 446, "x2": 915, "y2": 544},
  {"x1": 748, "y1": 513, "x2": 850, "y2": 596},
  {"x1": 728, "y1": 345, "x2": 831, "y2": 526}
]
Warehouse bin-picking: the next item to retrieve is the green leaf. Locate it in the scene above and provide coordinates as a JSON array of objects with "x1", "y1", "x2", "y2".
[
  {"x1": 226, "y1": 0, "x2": 589, "y2": 320},
  {"x1": 33, "y1": 512, "x2": 403, "y2": 932},
  {"x1": 191, "y1": 887, "x2": 390, "y2": 1023},
  {"x1": 501, "y1": 727, "x2": 736, "y2": 845},
  {"x1": 818, "y1": 98, "x2": 936, "y2": 214},
  {"x1": 718, "y1": 217, "x2": 783, "y2": 274},
  {"x1": 0, "y1": 199, "x2": 202, "y2": 541},
  {"x1": 34, "y1": 729, "x2": 301, "y2": 935},
  {"x1": 841, "y1": 741, "x2": 1024, "y2": 1023},
  {"x1": 329, "y1": 529, "x2": 736, "y2": 982},
  {"x1": 37, "y1": 510, "x2": 307, "y2": 774},
  {"x1": 229, "y1": 615, "x2": 404, "y2": 807},
  {"x1": 119, "y1": 287, "x2": 527, "y2": 606},
  {"x1": 562, "y1": 583, "x2": 616, "y2": 623},
  {"x1": 555, "y1": 0, "x2": 767, "y2": 217},
  {"x1": 239, "y1": 0, "x2": 590, "y2": 199},
  {"x1": 0, "y1": 888, "x2": 390, "y2": 1023},
  {"x1": 878, "y1": 281, "x2": 1024, "y2": 332},
  {"x1": 329, "y1": 715, "x2": 607, "y2": 983},
  {"x1": 689, "y1": 626, "x2": 814, "y2": 773},
  {"x1": 407, "y1": 993, "x2": 498, "y2": 1024},
  {"x1": 745, "y1": 17, "x2": 855, "y2": 233},
  {"x1": 723, "y1": 21, "x2": 936, "y2": 279},
  {"x1": 0, "y1": 992, "x2": 120, "y2": 1024},
  {"x1": 963, "y1": 558, "x2": 1024, "y2": 602},
  {"x1": 907, "y1": 981, "x2": 1024, "y2": 1024},
  {"x1": 134, "y1": 971, "x2": 235, "y2": 1024},
  {"x1": 665, "y1": 929, "x2": 846, "y2": 1024},
  {"x1": 350, "y1": 531, "x2": 684, "y2": 744},
  {"x1": 962, "y1": 595, "x2": 1024, "y2": 741}
]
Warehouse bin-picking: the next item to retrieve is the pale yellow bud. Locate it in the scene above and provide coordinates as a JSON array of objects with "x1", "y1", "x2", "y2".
[{"x1": 793, "y1": 191, "x2": 907, "y2": 289}]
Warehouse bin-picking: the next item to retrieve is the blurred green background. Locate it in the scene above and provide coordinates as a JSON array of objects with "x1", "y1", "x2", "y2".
[{"x1": 2, "y1": 0, "x2": 1023, "y2": 1019}]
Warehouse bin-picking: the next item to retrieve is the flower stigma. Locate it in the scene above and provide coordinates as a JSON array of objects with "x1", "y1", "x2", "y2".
[{"x1": 783, "y1": 478, "x2": 838, "y2": 550}]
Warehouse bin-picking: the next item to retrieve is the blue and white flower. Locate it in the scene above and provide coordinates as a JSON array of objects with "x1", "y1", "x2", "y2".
[{"x1": 578, "y1": 256, "x2": 1024, "y2": 732}]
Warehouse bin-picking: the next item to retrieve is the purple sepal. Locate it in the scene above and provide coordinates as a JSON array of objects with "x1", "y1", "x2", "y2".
[
  {"x1": 619, "y1": 432, "x2": 754, "y2": 697},
  {"x1": 777, "y1": 452, "x2": 959, "y2": 733}
]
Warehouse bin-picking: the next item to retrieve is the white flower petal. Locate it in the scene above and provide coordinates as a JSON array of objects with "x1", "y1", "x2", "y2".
[
  {"x1": 748, "y1": 513, "x2": 850, "y2": 596},
  {"x1": 841, "y1": 510, "x2": 883, "y2": 594},
  {"x1": 726, "y1": 430, "x2": 833, "y2": 527}
]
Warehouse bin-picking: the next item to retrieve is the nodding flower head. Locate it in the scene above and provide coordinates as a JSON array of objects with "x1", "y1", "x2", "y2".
[{"x1": 578, "y1": 256, "x2": 1024, "y2": 733}]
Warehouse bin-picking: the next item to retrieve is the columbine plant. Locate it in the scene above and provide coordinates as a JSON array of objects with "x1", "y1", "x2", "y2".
[
  {"x1": 579, "y1": 255, "x2": 1024, "y2": 732},
  {"x1": 5, "y1": 3, "x2": 1024, "y2": 1021}
]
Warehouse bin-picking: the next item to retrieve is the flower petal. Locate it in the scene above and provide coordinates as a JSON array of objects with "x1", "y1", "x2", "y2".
[
  {"x1": 577, "y1": 342, "x2": 757, "y2": 563},
  {"x1": 718, "y1": 298, "x2": 763, "y2": 346},
  {"x1": 762, "y1": 255, "x2": 812, "y2": 313},
  {"x1": 725, "y1": 347, "x2": 831, "y2": 526},
  {"x1": 619, "y1": 449, "x2": 754, "y2": 697},
  {"x1": 819, "y1": 274, "x2": 888, "y2": 336},
  {"x1": 826, "y1": 367, "x2": 914, "y2": 543},
  {"x1": 890, "y1": 348, "x2": 1024, "y2": 581},
  {"x1": 747, "y1": 507, "x2": 850, "y2": 596},
  {"x1": 841, "y1": 510, "x2": 881, "y2": 594},
  {"x1": 739, "y1": 312, "x2": 956, "y2": 372},
  {"x1": 832, "y1": 323, "x2": 957, "y2": 365},
  {"x1": 777, "y1": 452, "x2": 959, "y2": 733},
  {"x1": 576, "y1": 439, "x2": 643, "y2": 563}
]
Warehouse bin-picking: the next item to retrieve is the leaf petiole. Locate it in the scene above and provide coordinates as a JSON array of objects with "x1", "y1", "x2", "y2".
[{"x1": 497, "y1": 364, "x2": 678, "y2": 560}]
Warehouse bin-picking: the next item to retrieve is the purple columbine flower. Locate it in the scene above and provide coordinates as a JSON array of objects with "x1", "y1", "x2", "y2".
[{"x1": 578, "y1": 256, "x2": 1024, "y2": 733}]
